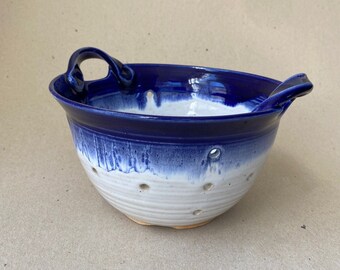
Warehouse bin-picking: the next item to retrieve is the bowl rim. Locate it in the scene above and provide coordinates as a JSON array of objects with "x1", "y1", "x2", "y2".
[{"x1": 49, "y1": 63, "x2": 284, "y2": 122}]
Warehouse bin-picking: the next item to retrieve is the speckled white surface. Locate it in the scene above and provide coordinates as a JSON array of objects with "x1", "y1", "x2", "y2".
[{"x1": 1, "y1": 0, "x2": 339, "y2": 269}]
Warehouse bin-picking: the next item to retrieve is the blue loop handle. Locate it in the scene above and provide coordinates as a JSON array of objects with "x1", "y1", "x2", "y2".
[
  {"x1": 65, "y1": 47, "x2": 134, "y2": 93},
  {"x1": 253, "y1": 73, "x2": 313, "y2": 112}
]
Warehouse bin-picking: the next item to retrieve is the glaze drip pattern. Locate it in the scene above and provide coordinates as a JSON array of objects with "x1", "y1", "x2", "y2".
[{"x1": 69, "y1": 120, "x2": 278, "y2": 181}]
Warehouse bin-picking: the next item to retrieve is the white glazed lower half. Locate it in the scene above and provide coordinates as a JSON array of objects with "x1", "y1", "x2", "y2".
[{"x1": 77, "y1": 149, "x2": 267, "y2": 227}]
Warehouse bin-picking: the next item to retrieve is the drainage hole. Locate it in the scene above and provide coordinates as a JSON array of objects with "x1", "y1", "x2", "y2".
[
  {"x1": 208, "y1": 148, "x2": 221, "y2": 160},
  {"x1": 139, "y1": 183, "x2": 150, "y2": 191},
  {"x1": 203, "y1": 183, "x2": 214, "y2": 191},
  {"x1": 193, "y1": 209, "x2": 202, "y2": 216}
]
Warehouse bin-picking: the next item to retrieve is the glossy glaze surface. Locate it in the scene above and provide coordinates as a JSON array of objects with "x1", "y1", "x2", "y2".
[
  {"x1": 69, "y1": 120, "x2": 277, "y2": 178},
  {"x1": 93, "y1": 92, "x2": 251, "y2": 117},
  {"x1": 70, "y1": 119, "x2": 277, "y2": 227},
  {"x1": 49, "y1": 47, "x2": 313, "y2": 228},
  {"x1": 78, "y1": 148, "x2": 268, "y2": 227}
]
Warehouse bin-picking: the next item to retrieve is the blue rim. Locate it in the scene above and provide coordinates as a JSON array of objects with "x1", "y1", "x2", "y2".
[{"x1": 50, "y1": 63, "x2": 283, "y2": 122}]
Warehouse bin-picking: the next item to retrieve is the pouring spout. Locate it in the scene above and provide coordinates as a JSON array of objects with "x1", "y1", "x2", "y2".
[{"x1": 252, "y1": 73, "x2": 313, "y2": 113}]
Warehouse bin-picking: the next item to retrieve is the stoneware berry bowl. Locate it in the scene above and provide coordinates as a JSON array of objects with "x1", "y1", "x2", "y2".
[{"x1": 49, "y1": 47, "x2": 313, "y2": 229}]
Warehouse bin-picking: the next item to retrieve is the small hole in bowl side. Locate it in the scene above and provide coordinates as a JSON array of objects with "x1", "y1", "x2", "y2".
[
  {"x1": 208, "y1": 148, "x2": 221, "y2": 160},
  {"x1": 92, "y1": 167, "x2": 97, "y2": 174},
  {"x1": 139, "y1": 183, "x2": 150, "y2": 191},
  {"x1": 193, "y1": 209, "x2": 202, "y2": 216},
  {"x1": 203, "y1": 183, "x2": 214, "y2": 191},
  {"x1": 246, "y1": 172, "x2": 254, "y2": 181}
]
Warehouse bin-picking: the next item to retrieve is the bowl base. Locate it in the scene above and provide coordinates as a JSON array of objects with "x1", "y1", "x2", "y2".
[{"x1": 126, "y1": 215, "x2": 213, "y2": 229}]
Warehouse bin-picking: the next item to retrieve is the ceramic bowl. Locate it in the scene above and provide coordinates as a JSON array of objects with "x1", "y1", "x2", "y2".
[{"x1": 49, "y1": 47, "x2": 313, "y2": 229}]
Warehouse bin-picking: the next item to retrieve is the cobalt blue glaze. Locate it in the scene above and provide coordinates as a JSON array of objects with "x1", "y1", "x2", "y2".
[
  {"x1": 68, "y1": 120, "x2": 277, "y2": 180},
  {"x1": 49, "y1": 47, "x2": 313, "y2": 177},
  {"x1": 49, "y1": 47, "x2": 313, "y2": 227}
]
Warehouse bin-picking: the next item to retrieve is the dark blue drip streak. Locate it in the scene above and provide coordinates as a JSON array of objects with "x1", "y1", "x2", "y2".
[{"x1": 70, "y1": 121, "x2": 278, "y2": 179}]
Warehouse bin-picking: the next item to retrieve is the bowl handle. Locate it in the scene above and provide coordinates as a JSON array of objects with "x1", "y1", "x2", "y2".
[
  {"x1": 65, "y1": 47, "x2": 135, "y2": 94},
  {"x1": 252, "y1": 73, "x2": 313, "y2": 112}
]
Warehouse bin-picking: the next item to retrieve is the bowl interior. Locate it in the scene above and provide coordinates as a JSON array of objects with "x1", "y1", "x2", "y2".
[
  {"x1": 54, "y1": 64, "x2": 280, "y2": 117},
  {"x1": 89, "y1": 89, "x2": 255, "y2": 117}
]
